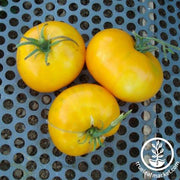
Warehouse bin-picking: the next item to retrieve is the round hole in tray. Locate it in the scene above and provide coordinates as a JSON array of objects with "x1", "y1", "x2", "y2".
[
  {"x1": 45, "y1": 15, "x2": 55, "y2": 21},
  {"x1": 17, "y1": 79, "x2": 27, "y2": 89},
  {"x1": 52, "y1": 177, "x2": 62, "y2": 180},
  {"x1": 26, "y1": 160, "x2": 37, "y2": 172},
  {"x1": 5, "y1": 70, "x2": 15, "y2": 80},
  {"x1": 105, "y1": 135, "x2": 114, "y2": 143},
  {"x1": 65, "y1": 155, "x2": 76, "y2": 165},
  {"x1": 1, "y1": 129, "x2": 12, "y2": 140},
  {"x1": 15, "y1": 122, "x2": 25, "y2": 133},
  {"x1": 129, "y1": 132, "x2": 139, "y2": 142},
  {"x1": 26, "y1": 176, "x2": 36, "y2": 180},
  {"x1": 92, "y1": 28, "x2": 101, "y2": 35},
  {"x1": 65, "y1": 169, "x2": 76, "y2": 180},
  {"x1": 13, "y1": 153, "x2": 24, "y2": 164},
  {"x1": 40, "y1": 138, "x2": 50, "y2": 149},
  {"x1": 104, "y1": 161, "x2": 114, "y2": 172},
  {"x1": 2, "y1": 114, "x2": 13, "y2": 124},
  {"x1": 0, "y1": 11, "x2": 7, "y2": 19},
  {"x1": 28, "y1": 115, "x2": 38, "y2": 125},
  {"x1": 0, "y1": 160, "x2": 10, "y2": 171},
  {"x1": 6, "y1": 57, "x2": 16, "y2": 66},
  {"x1": 117, "y1": 140, "x2": 127, "y2": 150},
  {"x1": 39, "y1": 169, "x2": 50, "y2": 179},
  {"x1": 163, "y1": 84, "x2": 172, "y2": 93},
  {"x1": 27, "y1": 145, "x2": 37, "y2": 156},
  {"x1": 0, "y1": 49, "x2": 4, "y2": 58},
  {"x1": 34, "y1": 8, "x2": 43, "y2": 16},
  {"x1": 9, "y1": 18, "x2": 19, "y2": 26},
  {"x1": 57, "y1": 9, "x2": 66, "y2": 17},
  {"x1": 0, "y1": 36, "x2": 5, "y2": 45},
  {"x1": 0, "y1": 144, "x2": 11, "y2": 155},
  {"x1": 27, "y1": 130, "x2": 38, "y2": 140},
  {"x1": 92, "y1": 3, "x2": 101, "y2": 11},
  {"x1": 10, "y1": 6, "x2": 20, "y2": 14},
  {"x1": 34, "y1": 0, "x2": 43, "y2": 5},
  {"x1": 91, "y1": 169, "x2": 101, "y2": 180},
  {"x1": 168, "y1": 172, "x2": 177, "y2": 180},
  {"x1": 40, "y1": 153, "x2": 50, "y2": 164},
  {"x1": 23, "y1": 1, "x2": 32, "y2": 9},
  {"x1": 91, "y1": 154, "x2": 101, "y2": 165},
  {"x1": 68, "y1": 15, "x2": 78, "y2": 24},
  {"x1": 81, "y1": 0, "x2": 89, "y2": 5},
  {"x1": 129, "y1": 117, "x2": 139, "y2": 127},
  {"x1": 129, "y1": 147, "x2": 139, "y2": 158},
  {"x1": 80, "y1": 9, "x2": 89, "y2": 17},
  {"x1": 16, "y1": 108, "x2": 26, "y2": 118},
  {"x1": 130, "y1": 162, "x2": 139, "y2": 173},
  {"x1": 118, "y1": 125, "x2": 127, "y2": 135},
  {"x1": 40, "y1": 123, "x2": 48, "y2": 134},
  {"x1": 103, "y1": 0, "x2": 112, "y2": 6},
  {"x1": 0, "y1": 23, "x2": 6, "y2": 31},
  {"x1": 52, "y1": 147, "x2": 62, "y2": 157},
  {"x1": 78, "y1": 161, "x2": 88, "y2": 172},
  {"x1": 46, "y1": 2, "x2": 55, "y2": 11},
  {"x1": 57, "y1": 0, "x2": 67, "y2": 5},
  {"x1": 117, "y1": 170, "x2": 127, "y2": 180},
  {"x1": 52, "y1": 161, "x2": 63, "y2": 172},
  {"x1": 29, "y1": 100, "x2": 39, "y2": 111},
  {"x1": 175, "y1": 119, "x2": 180, "y2": 128},
  {"x1": 13, "y1": 168, "x2": 24, "y2": 179},
  {"x1": 16, "y1": 93, "x2": 27, "y2": 103},
  {"x1": 104, "y1": 147, "x2": 114, "y2": 157},
  {"x1": 105, "y1": 177, "x2": 113, "y2": 180},
  {"x1": 169, "y1": 27, "x2": 177, "y2": 36},
  {"x1": 117, "y1": 155, "x2": 127, "y2": 165},
  {"x1": 41, "y1": 109, "x2": 49, "y2": 119},
  {"x1": 69, "y1": 3, "x2": 78, "y2": 11}
]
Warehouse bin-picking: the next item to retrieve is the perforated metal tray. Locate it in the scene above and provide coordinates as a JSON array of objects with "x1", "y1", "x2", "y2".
[{"x1": 0, "y1": 0, "x2": 180, "y2": 180}]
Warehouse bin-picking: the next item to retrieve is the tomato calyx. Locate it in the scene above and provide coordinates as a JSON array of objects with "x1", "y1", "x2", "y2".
[
  {"x1": 79, "y1": 110, "x2": 132, "y2": 151},
  {"x1": 133, "y1": 31, "x2": 180, "y2": 60},
  {"x1": 16, "y1": 23, "x2": 78, "y2": 65}
]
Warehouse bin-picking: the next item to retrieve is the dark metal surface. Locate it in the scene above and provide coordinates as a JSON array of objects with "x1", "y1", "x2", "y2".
[{"x1": 0, "y1": 0, "x2": 180, "y2": 179}]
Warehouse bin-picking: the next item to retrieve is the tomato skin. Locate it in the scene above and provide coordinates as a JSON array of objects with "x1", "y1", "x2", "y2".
[
  {"x1": 86, "y1": 29, "x2": 163, "y2": 102},
  {"x1": 48, "y1": 84, "x2": 120, "y2": 156},
  {"x1": 16, "y1": 21, "x2": 85, "y2": 92}
]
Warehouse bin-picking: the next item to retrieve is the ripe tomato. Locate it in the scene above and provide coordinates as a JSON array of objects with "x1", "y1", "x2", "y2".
[
  {"x1": 16, "y1": 21, "x2": 85, "y2": 92},
  {"x1": 86, "y1": 29, "x2": 163, "y2": 102},
  {"x1": 48, "y1": 84, "x2": 130, "y2": 156}
]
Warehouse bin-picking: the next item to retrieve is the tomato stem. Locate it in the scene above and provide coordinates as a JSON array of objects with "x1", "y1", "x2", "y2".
[
  {"x1": 91, "y1": 110, "x2": 132, "y2": 138},
  {"x1": 16, "y1": 23, "x2": 78, "y2": 65},
  {"x1": 79, "y1": 110, "x2": 132, "y2": 151},
  {"x1": 133, "y1": 31, "x2": 180, "y2": 60}
]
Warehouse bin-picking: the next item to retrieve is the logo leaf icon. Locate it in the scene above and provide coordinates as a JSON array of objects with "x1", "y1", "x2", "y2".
[
  {"x1": 158, "y1": 155, "x2": 164, "y2": 158},
  {"x1": 152, "y1": 149, "x2": 156, "y2": 155},
  {"x1": 156, "y1": 140, "x2": 160, "y2": 147},
  {"x1": 159, "y1": 148, "x2": 164, "y2": 154},
  {"x1": 152, "y1": 143, "x2": 156, "y2": 149},
  {"x1": 158, "y1": 142, "x2": 163, "y2": 149}
]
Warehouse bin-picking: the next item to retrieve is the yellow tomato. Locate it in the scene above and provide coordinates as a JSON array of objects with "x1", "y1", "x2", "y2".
[
  {"x1": 48, "y1": 84, "x2": 130, "y2": 156},
  {"x1": 16, "y1": 21, "x2": 85, "y2": 92},
  {"x1": 86, "y1": 29, "x2": 163, "y2": 102}
]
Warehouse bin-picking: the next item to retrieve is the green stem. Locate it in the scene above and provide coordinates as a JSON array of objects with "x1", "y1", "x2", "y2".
[
  {"x1": 133, "y1": 31, "x2": 180, "y2": 60},
  {"x1": 16, "y1": 23, "x2": 78, "y2": 65},
  {"x1": 80, "y1": 110, "x2": 132, "y2": 150},
  {"x1": 92, "y1": 110, "x2": 132, "y2": 138}
]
